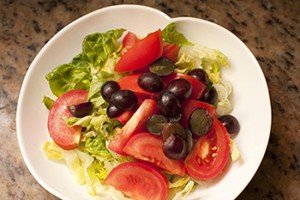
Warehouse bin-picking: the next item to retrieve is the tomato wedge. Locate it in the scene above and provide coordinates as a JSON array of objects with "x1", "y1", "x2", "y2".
[
  {"x1": 115, "y1": 30, "x2": 163, "y2": 72},
  {"x1": 182, "y1": 100, "x2": 216, "y2": 127},
  {"x1": 105, "y1": 162, "x2": 168, "y2": 200},
  {"x1": 185, "y1": 120, "x2": 230, "y2": 180},
  {"x1": 121, "y1": 32, "x2": 139, "y2": 55},
  {"x1": 108, "y1": 99, "x2": 157, "y2": 155},
  {"x1": 118, "y1": 73, "x2": 158, "y2": 98},
  {"x1": 116, "y1": 110, "x2": 134, "y2": 125},
  {"x1": 164, "y1": 73, "x2": 207, "y2": 100},
  {"x1": 48, "y1": 90, "x2": 88, "y2": 150},
  {"x1": 124, "y1": 132, "x2": 186, "y2": 176},
  {"x1": 162, "y1": 43, "x2": 179, "y2": 63}
]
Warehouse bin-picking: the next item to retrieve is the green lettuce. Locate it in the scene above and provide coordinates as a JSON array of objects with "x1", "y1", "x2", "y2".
[
  {"x1": 83, "y1": 29, "x2": 125, "y2": 67},
  {"x1": 176, "y1": 44, "x2": 229, "y2": 83},
  {"x1": 162, "y1": 23, "x2": 192, "y2": 46},
  {"x1": 46, "y1": 63, "x2": 92, "y2": 97},
  {"x1": 46, "y1": 29, "x2": 125, "y2": 97},
  {"x1": 42, "y1": 96, "x2": 55, "y2": 110}
]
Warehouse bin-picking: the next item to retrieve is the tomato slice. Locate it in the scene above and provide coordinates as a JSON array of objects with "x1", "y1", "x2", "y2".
[
  {"x1": 182, "y1": 100, "x2": 216, "y2": 128},
  {"x1": 124, "y1": 132, "x2": 186, "y2": 176},
  {"x1": 164, "y1": 73, "x2": 207, "y2": 100},
  {"x1": 105, "y1": 162, "x2": 168, "y2": 200},
  {"x1": 47, "y1": 90, "x2": 88, "y2": 150},
  {"x1": 115, "y1": 30, "x2": 163, "y2": 72},
  {"x1": 108, "y1": 99, "x2": 157, "y2": 155},
  {"x1": 185, "y1": 119, "x2": 230, "y2": 180},
  {"x1": 162, "y1": 43, "x2": 179, "y2": 63},
  {"x1": 118, "y1": 73, "x2": 158, "y2": 98},
  {"x1": 121, "y1": 32, "x2": 139, "y2": 55}
]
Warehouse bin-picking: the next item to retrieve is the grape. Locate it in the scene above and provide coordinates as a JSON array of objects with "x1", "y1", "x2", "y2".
[
  {"x1": 100, "y1": 81, "x2": 120, "y2": 102},
  {"x1": 187, "y1": 68, "x2": 210, "y2": 85},
  {"x1": 167, "y1": 78, "x2": 192, "y2": 101},
  {"x1": 111, "y1": 90, "x2": 137, "y2": 110},
  {"x1": 218, "y1": 115, "x2": 240, "y2": 134},
  {"x1": 68, "y1": 102, "x2": 93, "y2": 117},
  {"x1": 138, "y1": 72, "x2": 163, "y2": 92}
]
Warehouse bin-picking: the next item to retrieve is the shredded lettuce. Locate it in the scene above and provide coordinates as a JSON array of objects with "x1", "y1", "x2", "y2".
[
  {"x1": 230, "y1": 139, "x2": 241, "y2": 162},
  {"x1": 162, "y1": 23, "x2": 192, "y2": 46},
  {"x1": 43, "y1": 141, "x2": 130, "y2": 199},
  {"x1": 214, "y1": 79, "x2": 233, "y2": 116},
  {"x1": 176, "y1": 44, "x2": 229, "y2": 83},
  {"x1": 167, "y1": 176, "x2": 197, "y2": 200},
  {"x1": 42, "y1": 96, "x2": 55, "y2": 110}
]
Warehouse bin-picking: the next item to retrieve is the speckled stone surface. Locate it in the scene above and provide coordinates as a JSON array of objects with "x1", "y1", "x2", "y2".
[{"x1": 0, "y1": 0, "x2": 299, "y2": 199}]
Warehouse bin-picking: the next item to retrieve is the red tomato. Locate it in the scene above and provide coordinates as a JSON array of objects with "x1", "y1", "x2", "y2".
[
  {"x1": 105, "y1": 162, "x2": 168, "y2": 200},
  {"x1": 121, "y1": 32, "x2": 139, "y2": 55},
  {"x1": 164, "y1": 73, "x2": 207, "y2": 100},
  {"x1": 47, "y1": 90, "x2": 88, "y2": 150},
  {"x1": 182, "y1": 100, "x2": 216, "y2": 127},
  {"x1": 162, "y1": 43, "x2": 179, "y2": 62},
  {"x1": 115, "y1": 30, "x2": 163, "y2": 72},
  {"x1": 116, "y1": 111, "x2": 134, "y2": 125},
  {"x1": 118, "y1": 73, "x2": 158, "y2": 98},
  {"x1": 124, "y1": 132, "x2": 186, "y2": 176},
  {"x1": 108, "y1": 99, "x2": 157, "y2": 155},
  {"x1": 185, "y1": 120, "x2": 231, "y2": 180}
]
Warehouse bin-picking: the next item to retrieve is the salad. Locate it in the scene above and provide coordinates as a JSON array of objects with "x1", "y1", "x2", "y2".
[{"x1": 42, "y1": 23, "x2": 241, "y2": 200}]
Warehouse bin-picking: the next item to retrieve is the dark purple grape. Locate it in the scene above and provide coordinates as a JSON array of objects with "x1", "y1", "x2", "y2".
[
  {"x1": 200, "y1": 86, "x2": 218, "y2": 105},
  {"x1": 146, "y1": 115, "x2": 168, "y2": 135},
  {"x1": 107, "y1": 104, "x2": 124, "y2": 118},
  {"x1": 167, "y1": 78, "x2": 192, "y2": 101},
  {"x1": 189, "y1": 108, "x2": 213, "y2": 137},
  {"x1": 68, "y1": 102, "x2": 93, "y2": 117},
  {"x1": 111, "y1": 90, "x2": 137, "y2": 110},
  {"x1": 163, "y1": 134, "x2": 187, "y2": 160},
  {"x1": 101, "y1": 81, "x2": 120, "y2": 102},
  {"x1": 138, "y1": 72, "x2": 163, "y2": 92},
  {"x1": 157, "y1": 91, "x2": 182, "y2": 121},
  {"x1": 187, "y1": 68, "x2": 210, "y2": 85},
  {"x1": 218, "y1": 115, "x2": 240, "y2": 134},
  {"x1": 149, "y1": 58, "x2": 175, "y2": 76},
  {"x1": 162, "y1": 122, "x2": 186, "y2": 142},
  {"x1": 185, "y1": 129, "x2": 194, "y2": 154}
]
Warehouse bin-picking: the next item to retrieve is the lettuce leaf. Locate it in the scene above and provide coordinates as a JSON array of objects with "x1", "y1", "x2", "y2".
[
  {"x1": 46, "y1": 29, "x2": 125, "y2": 97},
  {"x1": 167, "y1": 176, "x2": 196, "y2": 200},
  {"x1": 46, "y1": 63, "x2": 92, "y2": 97},
  {"x1": 42, "y1": 96, "x2": 55, "y2": 110},
  {"x1": 176, "y1": 44, "x2": 229, "y2": 83},
  {"x1": 83, "y1": 29, "x2": 125, "y2": 67},
  {"x1": 162, "y1": 23, "x2": 192, "y2": 46}
]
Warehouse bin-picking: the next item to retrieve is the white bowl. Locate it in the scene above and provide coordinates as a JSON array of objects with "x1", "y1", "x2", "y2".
[{"x1": 17, "y1": 5, "x2": 271, "y2": 200}]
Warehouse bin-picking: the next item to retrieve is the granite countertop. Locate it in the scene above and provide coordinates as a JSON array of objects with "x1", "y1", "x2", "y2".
[{"x1": 0, "y1": 0, "x2": 299, "y2": 199}]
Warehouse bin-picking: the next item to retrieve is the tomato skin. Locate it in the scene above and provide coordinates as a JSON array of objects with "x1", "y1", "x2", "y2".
[
  {"x1": 162, "y1": 43, "x2": 179, "y2": 63},
  {"x1": 105, "y1": 162, "x2": 168, "y2": 200},
  {"x1": 118, "y1": 73, "x2": 158, "y2": 98},
  {"x1": 116, "y1": 111, "x2": 134, "y2": 125},
  {"x1": 108, "y1": 99, "x2": 157, "y2": 155},
  {"x1": 185, "y1": 119, "x2": 231, "y2": 180},
  {"x1": 164, "y1": 73, "x2": 207, "y2": 100},
  {"x1": 124, "y1": 132, "x2": 186, "y2": 176},
  {"x1": 121, "y1": 32, "x2": 139, "y2": 55},
  {"x1": 48, "y1": 90, "x2": 88, "y2": 150},
  {"x1": 182, "y1": 100, "x2": 216, "y2": 128},
  {"x1": 115, "y1": 30, "x2": 163, "y2": 72}
]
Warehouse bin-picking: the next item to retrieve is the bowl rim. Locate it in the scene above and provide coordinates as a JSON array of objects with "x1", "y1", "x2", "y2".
[{"x1": 16, "y1": 4, "x2": 272, "y2": 200}]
